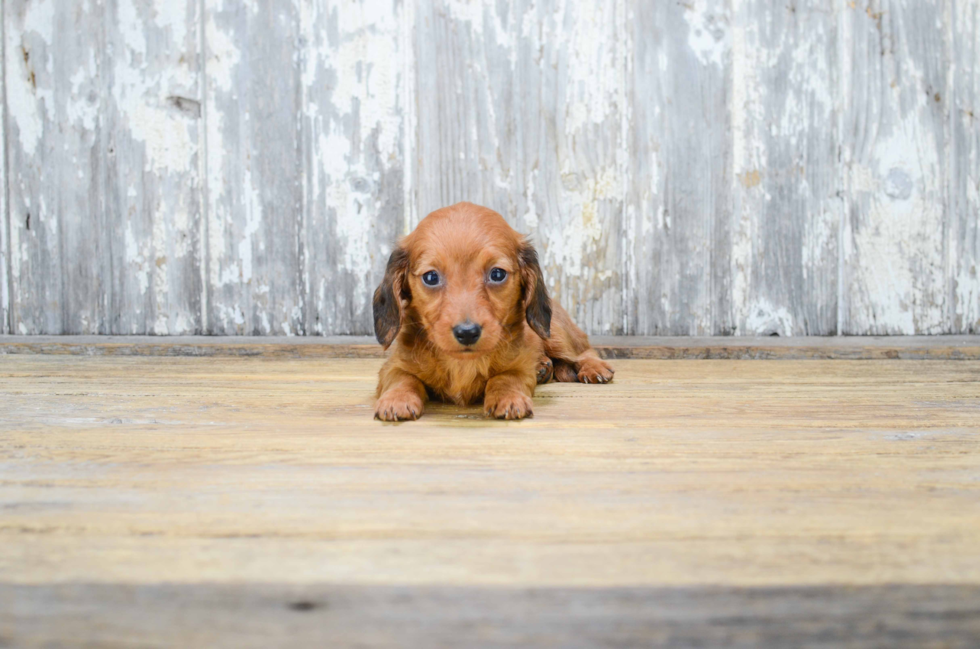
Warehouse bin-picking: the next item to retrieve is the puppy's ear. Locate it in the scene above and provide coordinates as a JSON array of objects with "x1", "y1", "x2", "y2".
[
  {"x1": 519, "y1": 240, "x2": 552, "y2": 339},
  {"x1": 373, "y1": 246, "x2": 410, "y2": 349}
]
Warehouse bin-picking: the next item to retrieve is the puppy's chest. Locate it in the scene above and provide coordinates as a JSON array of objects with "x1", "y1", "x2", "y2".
[{"x1": 421, "y1": 359, "x2": 491, "y2": 405}]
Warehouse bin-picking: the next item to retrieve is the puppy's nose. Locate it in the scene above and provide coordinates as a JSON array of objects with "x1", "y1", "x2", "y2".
[{"x1": 452, "y1": 321, "x2": 482, "y2": 346}]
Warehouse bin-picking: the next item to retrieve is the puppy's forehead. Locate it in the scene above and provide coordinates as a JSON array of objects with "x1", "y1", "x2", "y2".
[{"x1": 410, "y1": 203, "x2": 520, "y2": 269}]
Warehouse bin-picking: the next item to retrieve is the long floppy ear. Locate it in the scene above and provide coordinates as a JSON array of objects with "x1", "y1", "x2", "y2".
[
  {"x1": 373, "y1": 246, "x2": 410, "y2": 349},
  {"x1": 518, "y1": 241, "x2": 552, "y2": 339}
]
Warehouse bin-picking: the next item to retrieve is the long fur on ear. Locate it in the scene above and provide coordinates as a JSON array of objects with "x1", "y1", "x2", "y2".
[
  {"x1": 373, "y1": 246, "x2": 410, "y2": 349},
  {"x1": 518, "y1": 241, "x2": 552, "y2": 339}
]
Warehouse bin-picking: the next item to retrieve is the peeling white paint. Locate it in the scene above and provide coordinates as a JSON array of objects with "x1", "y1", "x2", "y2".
[
  {"x1": 400, "y1": 0, "x2": 418, "y2": 234},
  {"x1": 4, "y1": 0, "x2": 976, "y2": 336},
  {"x1": 846, "y1": 37, "x2": 947, "y2": 335},
  {"x1": 558, "y1": 0, "x2": 620, "y2": 135},
  {"x1": 522, "y1": 168, "x2": 540, "y2": 229},
  {"x1": 322, "y1": 130, "x2": 374, "y2": 290},
  {"x1": 125, "y1": 223, "x2": 151, "y2": 297},
  {"x1": 744, "y1": 298, "x2": 794, "y2": 336},
  {"x1": 445, "y1": 0, "x2": 516, "y2": 67},
  {"x1": 0, "y1": 156, "x2": 6, "y2": 334},
  {"x1": 152, "y1": 0, "x2": 189, "y2": 47},
  {"x1": 327, "y1": 0, "x2": 401, "y2": 162},
  {"x1": 851, "y1": 129, "x2": 946, "y2": 334},
  {"x1": 204, "y1": 9, "x2": 240, "y2": 93},
  {"x1": 113, "y1": 0, "x2": 197, "y2": 175},
  {"x1": 729, "y1": 0, "x2": 841, "y2": 336},
  {"x1": 106, "y1": 0, "x2": 202, "y2": 334},
  {"x1": 6, "y1": 0, "x2": 56, "y2": 158},
  {"x1": 117, "y1": 0, "x2": 148, "y2": 57},
  {"x1": 547, "y1": 166, "x2": 618, "y2": 279},
  {"x1": 301, "y1": 0, "x2": 405, "y2": 332},
  {"x1": 729, "y1": 0, "x2": 759, "y2": 332},
  {"x1": 803, "y1": 209, "x2": 838, "y2": 279},
  {"x1": 952, "y1": 0, "x2": 980, "y2": 332},
  {"x1": 66, "y1": 63, "x2": 98, "y2": 132},
  {"x1": 683, "y1": 0, "x2": 728, "y2": 68},
  {"x1": 444, "y1": 0, "x2": 484, "y2": 27}
]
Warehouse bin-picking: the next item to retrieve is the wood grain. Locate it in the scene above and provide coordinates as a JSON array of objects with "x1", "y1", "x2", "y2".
[
  {"x1": 841, "y1": 0, "x2": 949, "y2": 334},
  {"x1": 2, "y1": 355, "x2": 979, "y2": 644},
  {"x1": 0, "y1": 5, "x2": 8, "y2": 337},
  {"x1": 1, "y1": 356, "x2": 979, "y2": 585},
  {"x1": 204, "y1": 0, "x2": 305, "y2": 335},
  {"x1": 1, "y1": 1, "x2": 979, "y2": 337},
  {"x1": 2, "y1": 355, "x2": 980, "y2": 645},
  {"x1": 951, "y1": 0, "x2": 980, "y2": 334},
  {"x1": 3, "y1": 583, "x2": 980, "y2": 648},
  {"x1": 415, "y1": 0, "x2": 627, "y2": 335},
  {"x1": 626, "y1": 0, "x2": 731, "y2": 336},
  {"x1": 301, "y1": 0, "x2": 406, "y2": 336},
  {"x1": 5, "y1": 0, "x2": 107, "y2": 334},
  {"x1": 730, "y1": 0, "x2": 840, "y2": 335},
  {"x1": 105, "y1": 0, "x2": 204, "y2": 335},
  {"x1": 3, "y1": 334, "x2": 980, "y2": 359}
]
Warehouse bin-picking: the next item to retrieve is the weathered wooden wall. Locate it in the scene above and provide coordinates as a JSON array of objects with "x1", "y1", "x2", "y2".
[{"x1": 1, "y1": 0, "x2": 977, "y2": 336}]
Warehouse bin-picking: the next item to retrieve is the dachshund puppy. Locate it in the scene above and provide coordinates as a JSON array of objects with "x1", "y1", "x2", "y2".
[{"x1": 373, "y1": 202, "x2": 614, "y2": 421}]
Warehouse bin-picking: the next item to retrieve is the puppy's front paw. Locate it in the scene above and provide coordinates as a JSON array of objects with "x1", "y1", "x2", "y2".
[
  {"x1": 536, "y1": 357, "x2": 554, "y2": 384},
  {"x1": 375, "y1": 390, "x2": 424, "y2": 421},
  {"x1": 484, "y1": 391, "x2": 534, "y2": 420},
  {"x1": 577, "y1": 357, "x2": 615, "y2": 384}
]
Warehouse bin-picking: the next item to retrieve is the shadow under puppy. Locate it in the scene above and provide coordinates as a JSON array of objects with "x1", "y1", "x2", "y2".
[{"x1": 373, "y1": 202, "x2": 614, "y2": 421}]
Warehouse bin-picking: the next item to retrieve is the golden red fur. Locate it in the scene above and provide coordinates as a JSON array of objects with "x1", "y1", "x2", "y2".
[{"x1": 373, "y1": 202, "x2": 614, "y2": 421}]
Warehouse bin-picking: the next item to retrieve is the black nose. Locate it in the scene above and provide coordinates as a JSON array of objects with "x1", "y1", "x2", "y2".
[{"x1": 452, "y1": 322, "x2": 482, "y2": 346}]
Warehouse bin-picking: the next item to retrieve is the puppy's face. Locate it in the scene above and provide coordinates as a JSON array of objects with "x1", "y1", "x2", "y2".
[
  {"x1": 373, "y1": 203, "x2": 551, "y2": 357},
  {"x1": 408, "y1": 226, "x2": 519, "y2": 359}
]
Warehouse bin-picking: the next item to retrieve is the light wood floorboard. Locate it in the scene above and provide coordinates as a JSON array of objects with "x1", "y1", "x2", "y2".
[{"x1": 1, "y1": 356, "x2": 979, "y2": 646}]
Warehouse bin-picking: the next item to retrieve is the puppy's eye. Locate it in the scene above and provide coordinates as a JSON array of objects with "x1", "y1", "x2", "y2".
[
  {"x1": 488, "y1": 268, "x2": 507, "y2": 284},
  {"x1": 421, "y1": 271, "x2": 441, "y2": 287}
]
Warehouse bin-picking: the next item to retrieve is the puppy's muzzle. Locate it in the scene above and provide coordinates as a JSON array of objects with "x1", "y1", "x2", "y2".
[{"x1": 452, "y1": 321, "x2": 482, "y2": 346}]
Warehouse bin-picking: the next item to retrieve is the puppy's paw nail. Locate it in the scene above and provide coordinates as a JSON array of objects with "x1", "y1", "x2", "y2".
[
  {"x1": 375, "y1": 393, "x2": 424, "y2": 421},
  {"x1": 485, "y1": 392, "x2": 532, "y2": 420}
]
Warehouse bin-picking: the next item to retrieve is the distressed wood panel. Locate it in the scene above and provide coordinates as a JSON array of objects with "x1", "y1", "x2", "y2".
[
  {"x1": 840, "y1": 0, "x2": 949, "y2": 334},
  {"x1": 1, "y1": 0, "x2": 976, "y2": 337},
  {"x1": 204, "y1": 0, "x2": 304, "y2": 335},
  {"x1": 1, "y1": 7, "x2": 8, "y2": 336},
  {"x1": 300, "y1": 0, "x2": 406, "y2": 335},
  {"x1": 105, "y1": 0, "x2": 203, "y2": 335},
  {"x1": 951, "y1": 0, "x2": 980, "y2": 333},
  {"x1": 415, "y1": 0, "x2": 627, "y2": 334},
  {"x1": 625, "y1": 0, "x2": 732, "y2": 336},
  {"x1": 729, "y1": 0, "x2": 840, "y2": 335},
  {"x1": 4, "y1": 0, "x2": 107, "y2": 334}
]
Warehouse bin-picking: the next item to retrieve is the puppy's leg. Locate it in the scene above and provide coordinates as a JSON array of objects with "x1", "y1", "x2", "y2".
[
  {"x1": 520, "y1": 328, "x2": 553, "y2": 385},
  {"x1": 543, "y1": 302, "x2": 615, "y2": 384},
  {"x1": 375, "y1": 367, "x2": 428, "y2": 421},
  {"x1": 552, "y1": 359, "x2": 578, "y2": 383},
  {"x1": 484, "y1": 370, "x2": 536, "y2": 420}
]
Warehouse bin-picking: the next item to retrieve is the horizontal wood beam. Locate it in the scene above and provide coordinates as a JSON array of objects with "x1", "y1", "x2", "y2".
[
  {"x1": 4, "y1": 583, "x2": 979, "y2": 648},
  {"x1": 1, "y1": 336, "x2": 979, "y2": 360}
]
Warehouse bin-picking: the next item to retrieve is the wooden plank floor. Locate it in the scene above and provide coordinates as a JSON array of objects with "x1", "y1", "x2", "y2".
[{"x1": 2, "y1": 355, "x2": 980, "y2": 647}]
